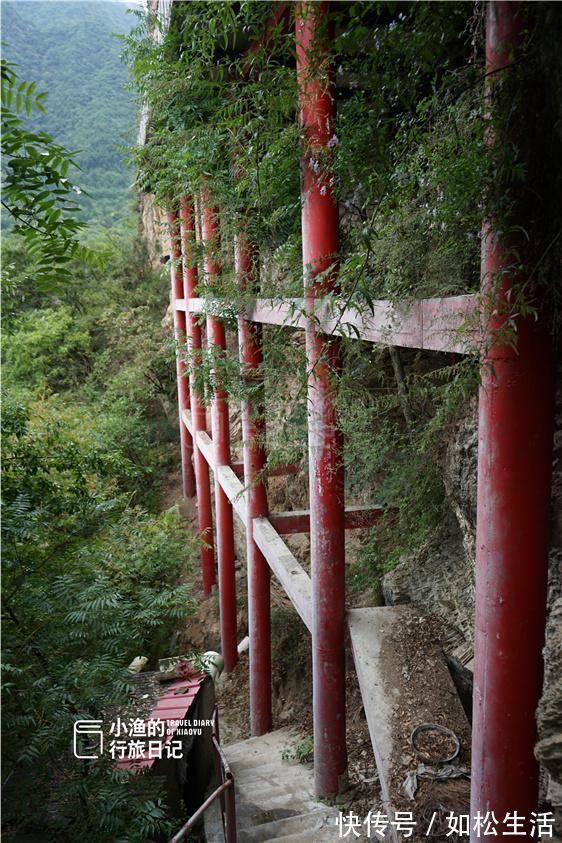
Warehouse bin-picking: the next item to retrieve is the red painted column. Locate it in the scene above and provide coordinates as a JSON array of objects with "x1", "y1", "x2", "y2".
[
  {"x1": 236, "y1": 233, "x2": 272, "y2": 735},
  {"x1": 179, "y1": 196, "x2": 216, "y2": 596},
  {"x1": 471, "y1": 2, "x2": 554, "y2": 831},
  {"x1": 200, "y1": 193, "x2": 238, "y2": 673},
  {"x1": 167, "y1": 211, "x2": 196, "y2": 499},
  {"x1": 296, "y1": 1, "x2": 347, "y2": 798}
]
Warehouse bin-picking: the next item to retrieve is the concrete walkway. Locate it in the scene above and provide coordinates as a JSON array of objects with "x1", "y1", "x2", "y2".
[
  {"x1": 205, "y1": 728, "x2": 342, "y2": 842},
  {"x1": 206, "y1": 607, "x2": 470, "y2": 841},
  {"x1": 348, "y1": 606, "x2": 471, "y2": 829}
]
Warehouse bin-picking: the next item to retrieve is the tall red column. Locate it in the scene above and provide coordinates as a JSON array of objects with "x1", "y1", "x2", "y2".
[
  {"x1": 179, "y1": 196, "x2": 216, "y2": 596},
  {"x1": 236, "y1": 233, "x2": 272, "y2": 735},
  {"x1": 200, "y1": 193, "x2": 238, "y2": 673},
  {"x1": 471, "y1": 2, "x2": 554, "y2": 831},
  {"x1": 296, "y1": 1, "x2": 347, "y2": 798},
  {"x1": 167, "y1": 211, "x2": 196, "y2": 500}
]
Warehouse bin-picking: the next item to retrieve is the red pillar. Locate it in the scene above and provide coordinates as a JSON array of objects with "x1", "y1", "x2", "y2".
[
  {"x1": 236, "y1": 233, "x2": 272, "y2": 735},
  {"x1": 179, "y1": 196, "x2": 216, "y2": 596},
  {"x1": 296, "y1": 1, "x2": 347, "y2": 798},
  {"x1": 200, "y1": 193, "x2": 238, "y2": 673},
  {"x1": 470, "y1": 2, "x2": 554, "y2": 831},
  {"x1": 167, "y1": 211, "x2": 196, "y2": 499}
]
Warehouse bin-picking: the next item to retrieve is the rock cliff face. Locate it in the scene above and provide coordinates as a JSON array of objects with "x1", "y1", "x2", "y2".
[
  {"x1": 382, "y1": 397, "x2": 478, "y2": 664},
  {"x1": 537, "y1": 379, "x2": 562, "y2": 809},
  {"x1": 537, "y1": 597, "x2": 562, "y2": 809},
  {"x1": 138, "y1": 192, "x2": 166, "y2": 270},
  {"x1": 382, "y1": 374, "x2": 562, "y2": 805}
]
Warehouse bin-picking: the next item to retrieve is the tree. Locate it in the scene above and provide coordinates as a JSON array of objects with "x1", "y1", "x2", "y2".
[
  {"x1": 2, "y1": 393, "x2": 192, "y2": 840},
  {"x1": 1, "y1": 58, "x2": 101, "y2": 289}
]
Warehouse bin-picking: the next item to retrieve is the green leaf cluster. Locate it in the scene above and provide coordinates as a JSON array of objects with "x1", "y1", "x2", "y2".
[{"x1": 1, "y1": 59, "x2": 102, "y2": 289}]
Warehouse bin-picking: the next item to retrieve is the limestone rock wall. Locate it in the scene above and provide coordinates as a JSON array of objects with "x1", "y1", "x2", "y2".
[
  {"x1": 537, "y1": 597, "x2": 562, "y2": 808},
  {"x1": 537, "y1": 372, "x2": 562, "y2": 808},
  {"x1": 138, "y1": 192, "x2": 167, "y2": 270},
  {"x1": 382, "y1": 397, "x2": 478, "y2": 664}
]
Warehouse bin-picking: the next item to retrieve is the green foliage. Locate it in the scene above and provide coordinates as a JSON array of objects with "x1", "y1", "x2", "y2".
[
  {"x1": 2, "y1": 387, "x2": 195, "y2": 840},
  {"x1": 340, "y1": 343, "x2": 480, "y2": 588},
  {"x1": 2, "y1": 1, "x2": 135, "y2": 224},
  {"x1": 1, "y1": 59, "x2": 102, "y2": 288},
  {"x1": 120, "y1": 2, "x2": 493, "y2": 575},
  {"x1": 3, "y1": 1, "x2": 560, "y2": 833},
  {"x1": 122, "y1": 0, "x2": 561, "y2": 582},
  {"x1": 0, "y1": 20, "x2": 198, "y2": 835},
  {"x1": 122, "y1": 2, "x2": 299, "y2": 248},
  {"x1": 331, "y1": 3, "x2": 487, "y2": 305},
  {"x1": 3, "y1": 307, "x2": 91, "y2": 390},
  {"x1": 281, "y1": 735, "x2": 314, "y2": 764},
  {"x1": 2, "y1": 219, "x2": 196, "y2": 838}
]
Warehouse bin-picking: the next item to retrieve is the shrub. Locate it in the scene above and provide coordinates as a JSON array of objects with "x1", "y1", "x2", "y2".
[{"x1": 3, "y1": 306, "x2": 91, "y2": 390}]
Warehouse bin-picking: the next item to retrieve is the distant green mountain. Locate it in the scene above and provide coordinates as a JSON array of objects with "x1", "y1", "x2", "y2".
[{"x1": 2, "y1": 1, "x2": 137, "y2": 224}]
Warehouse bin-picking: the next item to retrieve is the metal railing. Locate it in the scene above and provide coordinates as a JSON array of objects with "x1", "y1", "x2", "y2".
[{"x1": 170, "y1": 708, "x2": 236, "y2": 843}]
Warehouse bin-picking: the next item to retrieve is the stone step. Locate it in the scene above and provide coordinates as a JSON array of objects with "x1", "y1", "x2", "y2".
[
  {"x1": 226, "y1": 753, "x2": 293, "y2": 772},
  {"x1": 234, "y1": 781, "x2": 313, "y2": 806},
  {"x1": 230, "y1": 759, "x2": 311, "y2": 776},
  {"x1": 242, "y1": 794, "x2": 321, "y2": 817},
  {"x1": 273, "y1": 830, "x2": 339, "y2": 842},
  {"x1": 233, "y1": 777, "x2": 312, "y2": 800},
  {"x1": 210, "y1": 728, "x2": 344, "y2": 840},
  {"x1": 272, "y1": 822, "x2": 372, "y2": 842},
  {"x1": 201, "y1": 795, "x2": 224, "y2": 843},
  {"x1": 229, "y1": 761, "x2": 313, "y2": 786},
  {"x1": 211, "y1": 728, "x2": 368, "y2": 843},
  {"x1": 228, "y1": 755, "x2": 306, "y2": 775},
  {"x1": 234, "y1": 774, "x2": 312, "y2": 793},
  {"x1": 238, "y1": 808, "x2": 339, "y2": 842},
  {"x1": 224, "y1": 728, "x2": 300, "y2": 758}
]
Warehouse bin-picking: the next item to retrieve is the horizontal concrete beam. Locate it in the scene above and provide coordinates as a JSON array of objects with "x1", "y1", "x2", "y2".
[
  {"x1": 182, "y1": 408, "x2": 311, "y2": 628},
  {"x1": 217, "y1": 465, "x2": 247, "y2": 526},
  {"x1": 182, "y1": 411, "x2": 301, "y2": 481},
  {"x1": 269, "y1": 504, "x2": 390, "y2": 535},
  {"x1": 195, "y1": 429, "x2": 214, "y2": 471},
  {"x1": 182, "y1": 409, "x2": 247, "y2": 521},
  {"x1": 230, "y1": 461, "x2": 302, "y2": 480},
  {"x1": 176, "y1": 295, "x2": 480, "y2": 354}
]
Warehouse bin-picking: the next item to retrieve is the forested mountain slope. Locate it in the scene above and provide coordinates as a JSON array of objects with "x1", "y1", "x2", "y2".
[{"x1": 2, "y1": 1, "x2": 136, "y2": 223}]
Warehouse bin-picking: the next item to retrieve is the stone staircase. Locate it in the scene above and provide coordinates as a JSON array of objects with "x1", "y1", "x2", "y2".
[
  {"x1": 204, "y1": 607, "x2": 471, "y2": 841},
  {"x1": 205, "y1": 728, "x2": 341, "y2": 842}
]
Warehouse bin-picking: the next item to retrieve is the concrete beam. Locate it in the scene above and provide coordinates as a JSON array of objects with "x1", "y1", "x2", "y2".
[
  {"x1": 348, "y1": 606, "x2": 471, "y2": 832},
  {"x1": 252, "y1": 517, "x2": 312, "y2": 631}
]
